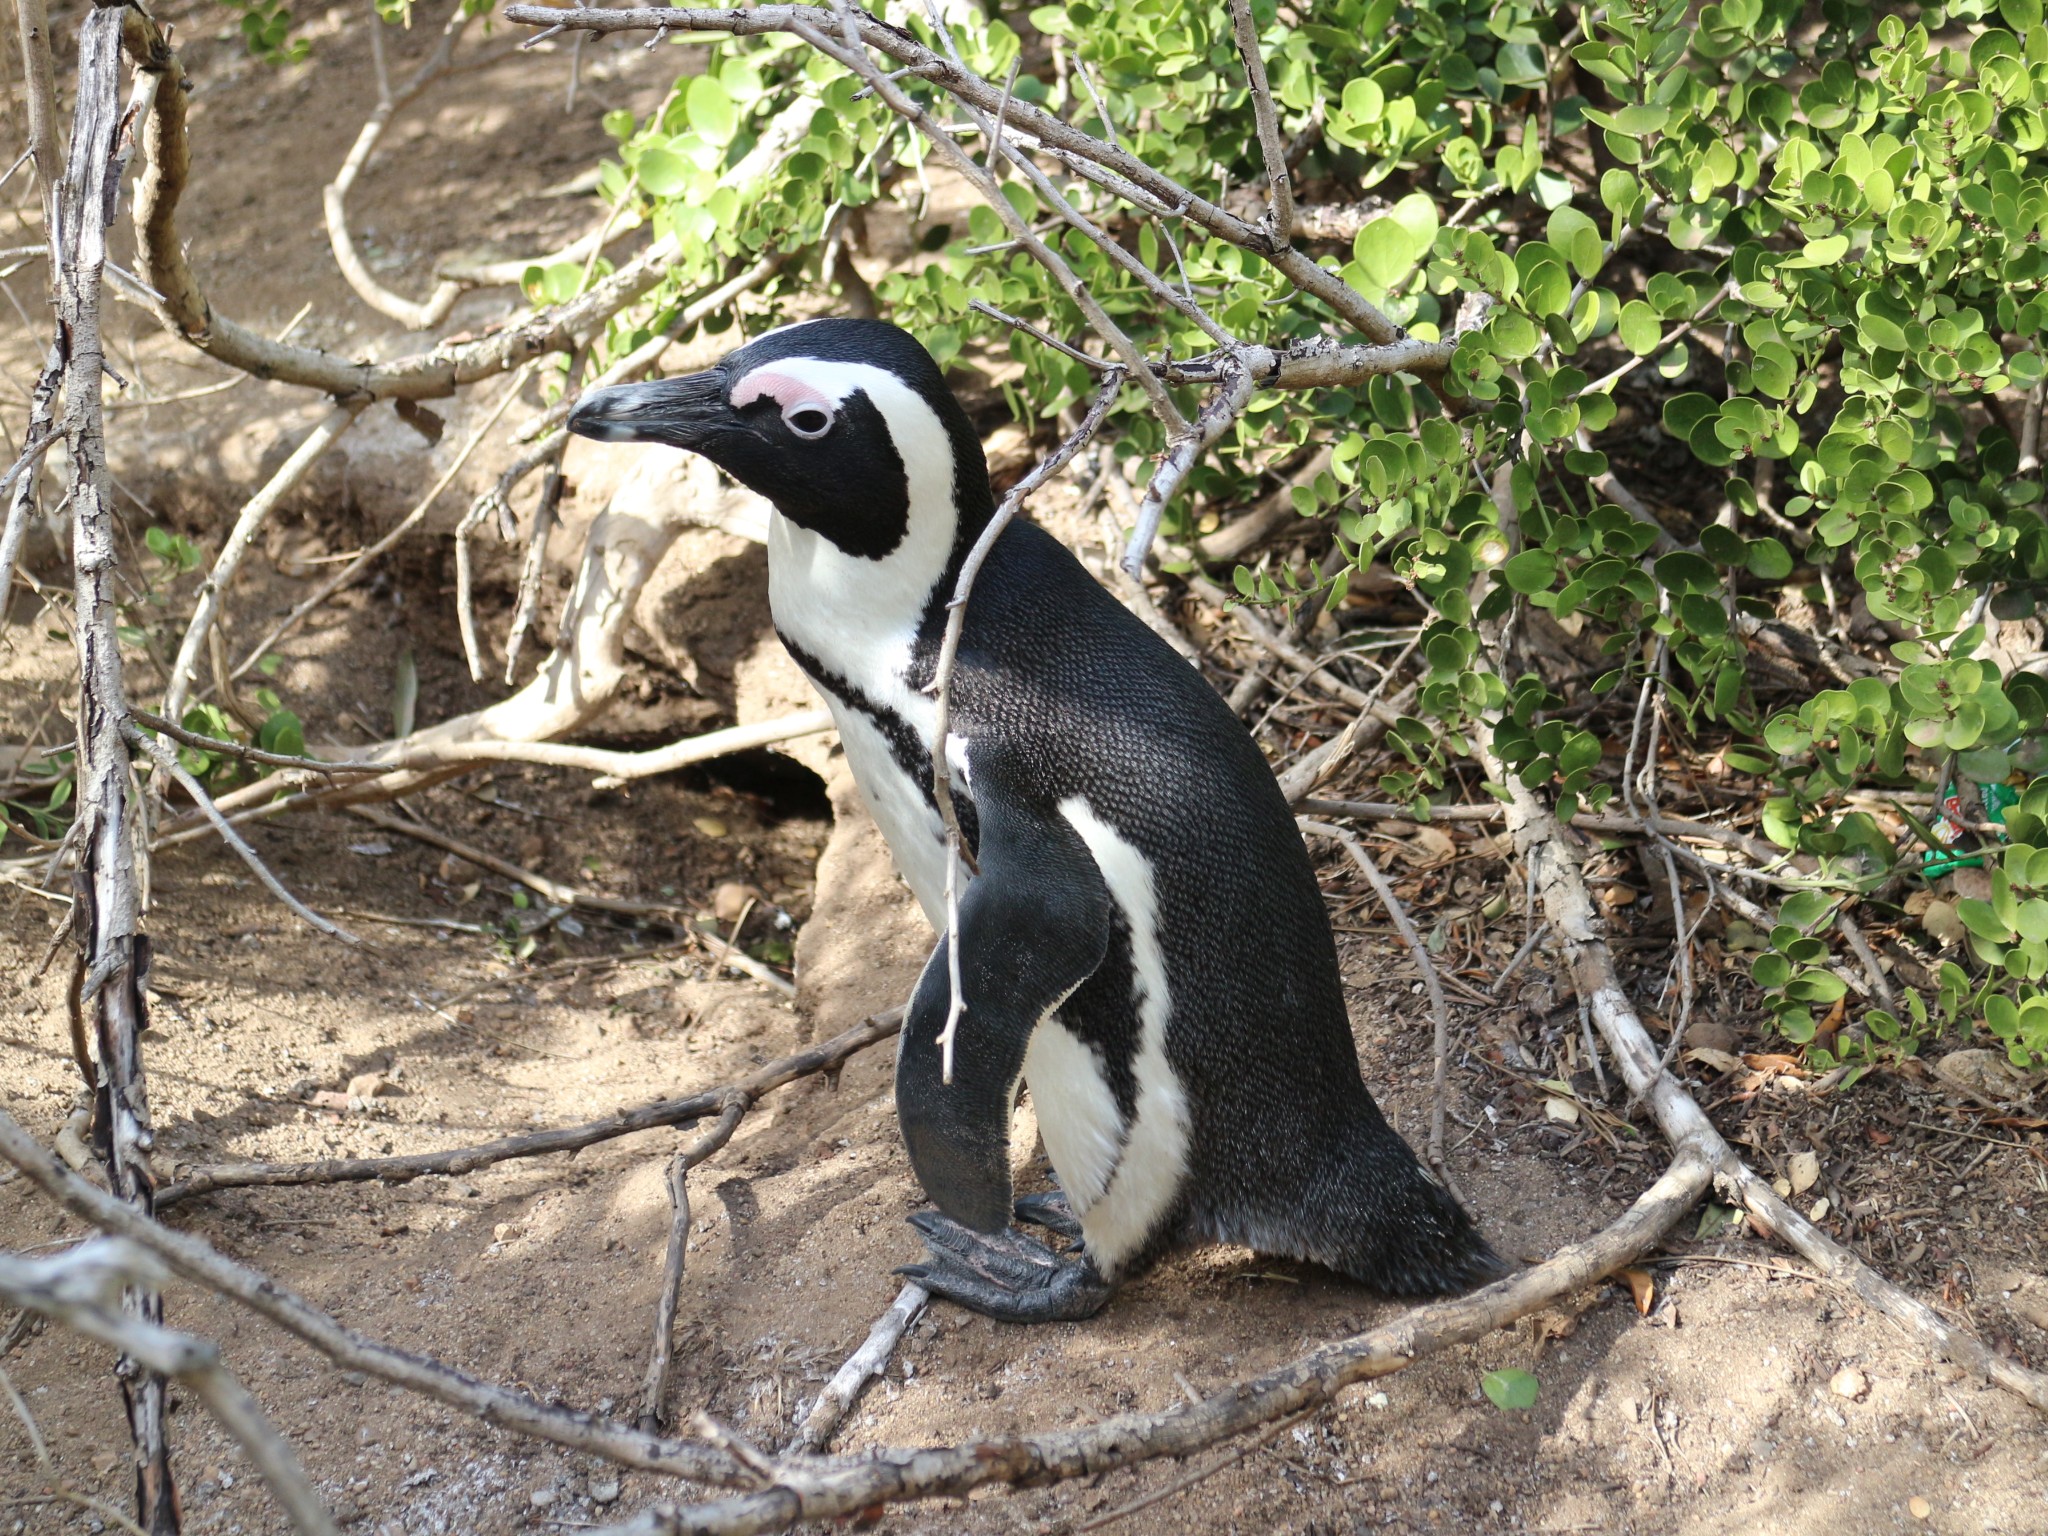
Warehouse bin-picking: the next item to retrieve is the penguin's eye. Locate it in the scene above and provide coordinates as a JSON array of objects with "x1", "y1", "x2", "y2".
[{"x1": 785, "y1": 404, "x2": 834, "y2": 440}]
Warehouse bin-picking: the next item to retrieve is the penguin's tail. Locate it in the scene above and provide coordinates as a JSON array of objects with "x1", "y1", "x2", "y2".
[{"x1": 1315, "y1": 1126, "x2": 1510, "y2": 1297}]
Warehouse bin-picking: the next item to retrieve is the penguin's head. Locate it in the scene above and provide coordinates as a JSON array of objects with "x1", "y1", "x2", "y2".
[{"x1": 568, "y1": 318, "x2": 992, "y2": 561}]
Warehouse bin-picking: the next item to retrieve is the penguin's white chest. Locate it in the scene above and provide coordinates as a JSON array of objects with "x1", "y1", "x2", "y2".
[{"x1": 766, "y1": 509, "x2": 952, "y2": 924}]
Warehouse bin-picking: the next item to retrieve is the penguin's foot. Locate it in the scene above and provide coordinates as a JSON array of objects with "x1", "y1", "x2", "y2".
[
  {"x1": 1013, "y1": 1189, "x2": 1083, "y2": 1241},
  {"x1": 898, "y1": 1210, "x2": 1113, "y2": 1324}
]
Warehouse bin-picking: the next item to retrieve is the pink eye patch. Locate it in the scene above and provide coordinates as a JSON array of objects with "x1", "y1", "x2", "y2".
[{"x1": 730, "y1": 368, "x2": 836, "y2": 417}]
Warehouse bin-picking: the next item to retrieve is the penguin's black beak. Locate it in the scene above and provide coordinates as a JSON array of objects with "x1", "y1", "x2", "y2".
[{"x1": 567, "y1": 372, "x2": 731, "y2": 451}]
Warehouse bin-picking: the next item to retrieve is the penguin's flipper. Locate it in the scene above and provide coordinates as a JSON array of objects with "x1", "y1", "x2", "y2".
[
  {"x1": 896, "y1": 796, "x2": 1112, "y2": 1236},
  {"x1": 898, "y1": 1211, "x2": 1113, "y2": 1323}
]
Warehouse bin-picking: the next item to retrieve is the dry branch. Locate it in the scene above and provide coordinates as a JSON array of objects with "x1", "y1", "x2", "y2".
[
  {"x1": 124, "y1": 721, "x2": 359, "y2": 944},
  {"x1": 123, "y1": 10, "x2": 678, "y2": 402},
  {"x1": 1225, "y1": 0, "x2": 1293, "y2": 247},
  {"x1": 0, "y1": 1108, "x2": 753, "y2": 1487},
  {"x1": 0, "y1": 349, "x2": 60, "y2": 613},
  {"x1": 787, "y1": 1281, "x2": 927, "y2": 1453},
  {"x1": 156, "y1": 1008, "x2": 903, "y2": 1207},
  {"x1": 639, "y1": 1094, "x2": 748, "y2": 1432},
  {"x1": 161, "y1": 404, "x2": 362, "y2": 722},
  {"x1": 0, "y1": 1240, "x2": 341, "y2": 1536},
  {"x1": 51, "y1": 7, "x2": 176, "y2": 1525},
  {"x1": 580, "y1": 1147, "x2": 1715, "y2": 1535},
  {"x1": 324, "y1": 5, "x2": 476, "y2": 329}
]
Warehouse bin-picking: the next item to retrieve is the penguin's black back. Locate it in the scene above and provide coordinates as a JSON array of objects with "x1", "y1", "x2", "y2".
[{"x1": 940, "y1": 519, "x2": 1499, "y2": 1294}]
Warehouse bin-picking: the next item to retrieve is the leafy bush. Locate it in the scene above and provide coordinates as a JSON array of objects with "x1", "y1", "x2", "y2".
[{"x1": 601, "y1": 0, "x2": 2048, "y2": 1072}]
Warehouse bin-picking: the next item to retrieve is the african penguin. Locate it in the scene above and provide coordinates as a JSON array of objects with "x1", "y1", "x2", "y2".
[{"x1": 569, "y1": 318, "x2": 1504, "y2": 1323}]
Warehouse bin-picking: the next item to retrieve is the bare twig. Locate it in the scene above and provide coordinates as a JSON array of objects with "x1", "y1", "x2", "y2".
[
  {"x1": 801, "y1": 2, "x2": 1182, "y2": 429},
  {"x1": 1225, "y1": 0, "x2": 1293, "y2": 246},
  {"x1": 639, "y1": 1093, "x2": 748, "y2": 1432},
  {"x1": 123, "y1": 720, "x2": 359, "y2": 943},
  {"x1": 0, "y1": 1354, "x2": 153, "y2": 1536},
  {"x1": 249, "y1": 362, "x2": 533, "y2": 685},
  {"x1": 10, "y1": 0, "x2": 60, "y2": 254},
  {"x1": 125, "y1": 8, "x2": 681, "y2": 402},
  {"x1": 323, "y1": 6, "x2": 476, "y2": 328},
  {"x1": 1076, "y1": 1406, "x2": 1318, "y2": 1533},
  {"x1": 0, "y1": 358, "x2": 61, "y2": 610},
  {"x1": 1298, "y1": 820, "x2": 1462, "y2": 1197},
  {"x1": 1122, "y1": 357, "x2": 1256, "y2": 577},
  {"x1": 788, "y1": 1282, "x2": 927, "y2": 1453},
  {"x1": 501, "y1": 442, "x2": 571, "y2": 683},
  {"x1": 0, "y1": 1108, "x2": 754, "y2": 1487},
  {"x1": 967, "y1": 299, "x2": 1114, "y2": 371},
  {"x1": 156, "y1": 1009, "x2": 903, "y2": 1207},
  {"x1": 161, "y1": 404, "x2": 362, "y2": 722},
  {"x1": 0, "y1": 1241, "x2": 341, "y2": 1536}
]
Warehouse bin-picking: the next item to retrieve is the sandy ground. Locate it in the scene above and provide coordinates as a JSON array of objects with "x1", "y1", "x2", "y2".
[{"x1": 4, "y1": 5, "x2": 2048, "y2": 1535}]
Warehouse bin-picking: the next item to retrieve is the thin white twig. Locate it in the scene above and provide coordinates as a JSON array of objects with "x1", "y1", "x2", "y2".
[
  {"x1": 1299, "y1": 819, "x2": 1461, "y2": 1195},
  {"x1": 162, "y1": 404, "x2": 361, "y2": 723},
  {"x1": 236, "y1": 363, "x2": 533, "y2": 683},
  {"x1": 125, "y1": 720, "x2": 360, "y2": 944},
  {"x1": 1122, "y1": 358, "x2": 1257, "y2": 577},
  {"x1": 789, "y1": 1282, "x2": 928, "y2": 1452}
]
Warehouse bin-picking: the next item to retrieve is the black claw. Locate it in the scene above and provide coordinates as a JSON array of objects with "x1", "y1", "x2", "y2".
[
  {"x1": 902, "y1": 1209, "x2": 1114, "y2": 1324},
  {"x1": 1014, "y1": 1190, "x2": 1084, "y2": 1240}
]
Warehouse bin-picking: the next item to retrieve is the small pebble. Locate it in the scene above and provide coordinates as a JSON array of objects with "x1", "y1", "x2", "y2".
[
  {"x1": 530, "y1": 1488, "x2": 556, "y2": 1509},
  {"x1": 591, "y1": 1480, "x2": 621, "y2": 1505},
  {"x1": 1829, "y1": 1366, "x2": 1868, "y2": 1401}
]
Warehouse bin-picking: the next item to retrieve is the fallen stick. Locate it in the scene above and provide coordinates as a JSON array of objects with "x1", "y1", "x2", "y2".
[
  {"x1": 787, "y1": 1281, "x2": 928, "y2": 1453},
  {"x1": 156, "y1": 1008, "x2": 903, "y2": 1207},
  {"x1": 577, "y1": 1144, "x2": 1716, "y2": 1536},
  {"x1": 0, "y1": 1108, "x2": 753, "y2": 1487},
  {"x1": 0, "y1": 1239, "x2": 341, "y2": 1536},
  {"x1": 638, "y1": 1094, "x2": 748, "y2": 1432}
]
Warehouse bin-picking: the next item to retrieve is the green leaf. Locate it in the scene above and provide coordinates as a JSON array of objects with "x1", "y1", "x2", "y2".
[
  {"x1": 685, "y1": 75, "x2": 738, "y2": 144},
  {"x1": 1617, "y1": 300, "x2": 1662, "y2": 355},
  {"x1": 1957, "y1": 898, "x2": 2012, "y2": 942},
  {"x1": 1481, "y1": 1369, "x2": 1540, "y2": 1411},
  {"x1": 1545, "y1": 206, "x2": 1605, "y2": 280},
  {"x1": 1501, "y1": 549, "x2": 1557, "y2": 594},
  {"x1": 636, "y1": 147, "x2": 690, "y2": 198},
  {"x1": 1746, "y1": 538, "x2": 1794, "y2": 580}
]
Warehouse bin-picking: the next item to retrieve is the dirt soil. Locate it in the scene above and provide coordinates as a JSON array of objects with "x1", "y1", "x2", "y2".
[{"x1": 4, "y1": 5, "x2": 2048, "y2": 1536}]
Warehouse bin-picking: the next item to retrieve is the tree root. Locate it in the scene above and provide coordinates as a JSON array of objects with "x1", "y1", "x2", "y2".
[{"x1": 155, "y1": 452, "x2": 808, "y2": 844}]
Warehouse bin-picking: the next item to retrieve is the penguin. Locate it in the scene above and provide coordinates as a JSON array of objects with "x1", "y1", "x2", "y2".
[{"x1": 567, "y1": 318, "x2": 1504, "y2": 1323}]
